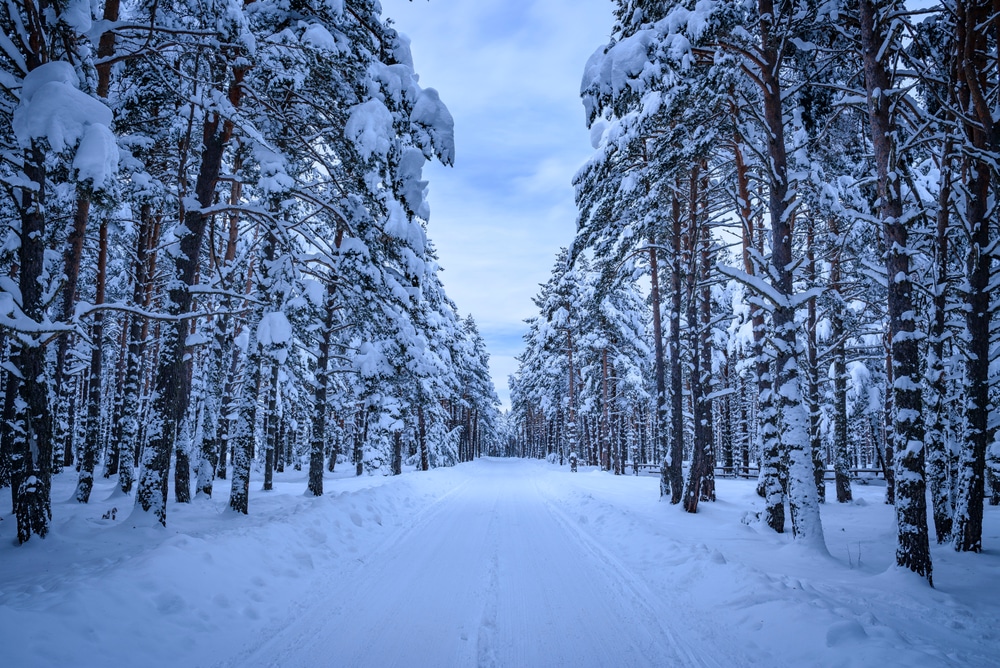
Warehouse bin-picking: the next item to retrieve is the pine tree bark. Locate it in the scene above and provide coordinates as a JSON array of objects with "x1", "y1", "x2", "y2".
[
  {"x1": 104, "y1": 321, "x2": 129, "y2": 478},
  {"x1": 697, "y1": 176, "x2": 715, "y2": 503},
  {"x1": 418, "y1": 405, "x2": 428, "y2": 471},
  {"x1": 735, "y1": 108, "x2": 782, "y2": 524},
  {"x1": 355, "y1": 406, "x2": 368, "y2": 476},
  {"x1": 58, "y1": 0, "x2": 121, "y2": 476},
  {"x1": 391, "y1": 430, "x2": 403, "y2": 476},
  {"x1": 566, "y1": 330, "x2": 578, "y2": 472},
  {"x1": 229, "y1": 225, "x2": 275, "y2": 513},
  {"x1": 684, "y1": 164, "x2": 711, "y2": 512},
  {"x1": 805, "y1": 219, "x2": 825, "y2": 503},
  {"x1": 114, "y1": 207, "x2": 160, "y2": 494},
  {"x1": 650, "y1": 242, "x2": 672, "y2": 497},
  {"x1": 216, "y1": 347, "x2": 242, "y2": 481},
  {"x1": 757, "y1": 0, "x2": 824, "y2": 546},
  {"x1": 601, "y1": 348, "x2": 611, "y2": 472},
  {"x1": 952, "y1": 0, "x2": 995, "y2": 555},
  {"x1": 668, "y1": 190, "x2": 685, "y2": 503},
  {"x1": 308, "y1": 282, "x2": 336, "y2": 495},
  {"x1": 52, "y1": 196, "x2": 89, "y2": 471},
  {"x1": 828, "y1": 216, "x2": 853, "y2": 503},
  {"x1": 229, "y1": 346, "x2": 261, "y2": 513},
  {"x1": 925, "y1": 145, "x2": 952, "y2": 540},
  {"x1": 74, "y1": 220, "x2": 108, "y2": 503},
  {"x1": 0, "y1": 338, "x2": 14, "y2": 493},
  {"x1": 11, "y1": 144, "x2": 53, "y2": 543},
  {"x1": 262, "y1": 361, "x2": 279, "y2": 491},
  {"x1": 860, "y1": 0, "x2": 932, "y2": 581},
  {"x1": 137, "y1": 69, "x2": 245, "y2": 524}
]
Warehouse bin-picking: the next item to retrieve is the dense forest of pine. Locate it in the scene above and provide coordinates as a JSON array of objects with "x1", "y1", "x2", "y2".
[
  {"x1": 506, "y1": 0, "x2": 998, "y2": 585},
  {"x1": 0, "y1": 0, "x2": 502, "y2": 543},
  {"x1": 2, "y1": 0, "x2": 997, "y2": 593}
]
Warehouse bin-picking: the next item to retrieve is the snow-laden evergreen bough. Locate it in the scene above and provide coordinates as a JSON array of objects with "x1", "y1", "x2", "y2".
[
  {"x1": 0, "y1": 0, "x2": 500, "y2": 542},
  {"x1": 508, "y1": 0, "x2": 1000, "y2": 584}
]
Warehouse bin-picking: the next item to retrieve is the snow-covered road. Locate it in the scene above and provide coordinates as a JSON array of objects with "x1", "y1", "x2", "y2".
[
  {"x1": 227, "y1": 459, "x2": 711, "y2": 667},
  {"x1": 3, "y1": 458, "x2": 998, "y2": 667}
]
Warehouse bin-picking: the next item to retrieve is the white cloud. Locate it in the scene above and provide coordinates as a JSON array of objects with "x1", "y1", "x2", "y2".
[{"x1": 381, "y1": 0, "x2": 614, "y2": 409}]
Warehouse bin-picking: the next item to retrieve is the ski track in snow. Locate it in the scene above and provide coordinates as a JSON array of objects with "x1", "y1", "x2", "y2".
[{"x1": 227, "y1": 459, "x2": 710, "y2": 667}]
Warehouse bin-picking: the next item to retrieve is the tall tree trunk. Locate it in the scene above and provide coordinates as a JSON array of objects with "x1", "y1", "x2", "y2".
[
  {"x1": 720, "y1": 353, "x2": 734, "y2": 475},
  {"x1": 113, "y1": 206, "x2": 160, "y2": 495},
  {"x1": 104, "y1": 318, "x2": 129, "y2": 478},
  {"x1": 926, "y1": 147, "x2": 952, "y2": 540},
  {"x1": 829, "y1": 216, "x2": 853, "y2": 503},
  {"x1": 418, "y1": 405, "x2": 428, "y2": 471},
  {"x1": 1, "y1": 326, "x2": 15, "y2": 494},
  {"x1": 952, "y1": 0, "x2": 995, "y2": 555},
  {"x1": 308, "y1": 283, "x2": 336, "y2": 495},
  {"x1": 757, "y1": 0, "x2": 824, "y2": 547},
  {"x1": 736, "y1": 108, "x2": 782, "y2": 525},
  {"x1": 355, "y1": 406, "x2": 369, "y2": 476},
  {"x1": 650, "y1": 241, "x2": 673, "y2": 496},
  {"x1": 391, "y1": 430, "x2": 403, "y2": 476},
  {"x1": 275, "y1": 412, "x2": 286, "y2": 473},
  {"x1": 58, "y1": 0, "x2": 121, "y2": 477},
  {"x1": 229, "y1": 224, "x2": 275, "y2": 513},
  {"x1": 567, "y1": 330, "x2": 578, "y2": 472},
  {"x1": 229, "y1": 346, "x2": 261, "y2": 514},
  {"x1": 685, "y1": 164, "x2": 710, "y2": 512},
  {"x1": 263, "y1": 360, "x2": 280, "y2": 491},
  {"x1": 601, "y1": 348, "x2": 611, "y2": 472},
  {"x1": 860, "y1": 0, "x2": 931, "y2": 580},
  {"x1": 138, "y1": 69, "x2": 245, "y2": 525},
  {"x1": 697, "y1": 173, "x2": 715, "y2": 504},
  {"x1": 667, "y1": 189, "x2": 685, "y2": 502},
  {"x1": 52, "y1": 196, "x2": 90, "y2": 472},
  {"x1": 11, "y1": 144, "x2": 53, "y2": 542},
  {"x1": 805, "y1": 219, "x2": 825, "y2": 503},
  {"x1": 74, "y1": 220, "x2": 108, "y2": 503},
  {"x1": 216, "y1": 347, "x2": 242, "y2": 481}
]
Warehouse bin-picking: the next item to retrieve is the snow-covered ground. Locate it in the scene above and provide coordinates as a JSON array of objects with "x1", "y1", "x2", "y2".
[{"x1": 1, "y1": 459, "x2": 997, "y2": 667}]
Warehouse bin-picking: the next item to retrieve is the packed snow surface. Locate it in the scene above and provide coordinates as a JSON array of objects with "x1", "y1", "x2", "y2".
[{"x1": 1, "y1": 459, "x2": 998, "y2": 667}]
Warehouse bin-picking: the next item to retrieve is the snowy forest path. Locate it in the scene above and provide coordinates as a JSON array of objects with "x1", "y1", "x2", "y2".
[{"x1": 222, "y1": 458, "x2": 712, "y2": 667}]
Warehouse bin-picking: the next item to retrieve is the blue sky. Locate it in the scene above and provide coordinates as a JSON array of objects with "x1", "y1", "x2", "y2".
[{"x1": 379, "y1": 0, "x2": 614, "y2": 409}]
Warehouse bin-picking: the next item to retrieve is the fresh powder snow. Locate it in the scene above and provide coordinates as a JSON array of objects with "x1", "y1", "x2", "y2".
[{"x1": 1, "y1": 459, "x2": 997, "y2": 667}]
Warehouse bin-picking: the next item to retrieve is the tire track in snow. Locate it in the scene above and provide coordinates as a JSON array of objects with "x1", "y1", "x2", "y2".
[
  {"x1": 218, "y1": 459, "x2": 727, "y2": 667},
  {"x1": 475, "y1": 512, "x2": 501, "y2": 668},
  {"x1": 534, "y1": 479, "x2": 713, "y2": 668}
]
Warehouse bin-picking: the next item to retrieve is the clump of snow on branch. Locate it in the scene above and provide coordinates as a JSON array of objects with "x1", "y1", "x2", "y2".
[
  {"x1": 346, "y1": 99, "x2": 395, "y2": 161},
  {"x1": 12, "y1": 62, "x2": 119, "y2": 188},
  {"x1": 410, "y1": 88, "x2": 455, "y2": 166}
]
